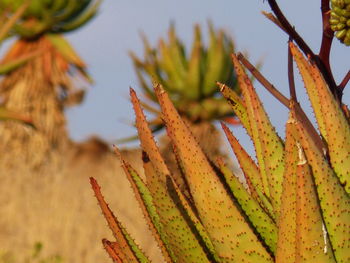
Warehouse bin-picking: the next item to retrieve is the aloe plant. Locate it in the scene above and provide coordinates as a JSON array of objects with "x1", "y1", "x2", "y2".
[
  {"x1": 0, "y1": 1, "x2": 34, "y2": 126},
  {"x1": 127, "y1": 22, "x2": 244, "y2": 192},
  {"x1": 0, "y1": 0, "x2": 102, "y2": 166},
  {"x1": 128, "y1": 22, "x2": 240, "y2": 136},
  {"x1": 92, "y1": 1, "x2": 349, "y2": 262}
]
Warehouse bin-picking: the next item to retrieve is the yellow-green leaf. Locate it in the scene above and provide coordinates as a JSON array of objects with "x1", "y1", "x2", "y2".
[
  {"x1": 231, "y1": 54, "x2": 285, "y2": 217},
  {"x1": 155, "y1": 84, "x2": 273, "y2": 263},
  {"x1": 293, "y1": 107, "x2": 350, "y2": 263},
  {"x1": 130, "y1": 88, "x2": 212, "y2": 263},
  {"x1": 90, "y1": 177, "x2": 143, "y2": 263}
]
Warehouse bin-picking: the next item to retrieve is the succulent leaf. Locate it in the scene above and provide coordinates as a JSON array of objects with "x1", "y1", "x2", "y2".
[
  {"x1": 231, "y1": 54, "x2": 285, "y2": 217},
  {"x1": 114, "y1": 147, "x2": 173, "y2": 263},
  {"x1": 130, "y1": 88, "x2": 212, "y2": 263},
  {"x1": 217, "y1": 156, "x2": 277, "y2": 254},
  {"x1": 221, "y1": 123, "x2": 274, "y2": 219},
  {"x1": 0, "y1": 49, "x2": 42, "y2": 74},
  {"x1": 102, "y1": 239, "x2": 124, "y2": 263},
  {"x1": 184, "y1": 25, "x2": 203, "y2": 100},
  {"x1": 155, "y1": 84, "x2": 273, "y2": 262},
  {"x1": 292, "y1": 106, "x2": 350, "y2": 263},
  {"x1": 218, "y1": 82, "x2": 252, "y2": 137},
  {"x1": 290, "y1": 42, "x2": 350, "y2": 194},
  {"x1": 275, "y1": 115, "x2": 298, "y2": 263},
  {"x1": 47, "y1": 34, "x2": 85, "y2": 68},
  {"x1": 90, "y1": 177, "x2": 147, "y2": 263},
  {"x1": 294, "y1": 150, "x2": 336, "y2": 263},
  {"x1": 130, "y1": 23, "x2": 240, "y2": 128}
]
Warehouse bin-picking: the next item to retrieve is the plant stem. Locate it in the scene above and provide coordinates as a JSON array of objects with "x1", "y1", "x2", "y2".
[
  {"x1": 288, "y1": 39, "x2": 297, "y2": 101},
  {"x1": 266, "y1": 0, "x2": 339, "y2": 101},
  {"x1": 339, "y1": 70, "x2": 350, "y2": 92},
  {"x1": 237, "y1": 53, "x2": 289, "y2": 108},
  {"x1": 237, "y1": 53, "x2": 325, "y2": 152}
]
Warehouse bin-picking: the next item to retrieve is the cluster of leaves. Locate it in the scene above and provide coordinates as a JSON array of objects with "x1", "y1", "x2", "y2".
[
  {"x1": 0, "y1": 0, "x2": 102, "y2": 38},
  {"x1": 91, "y1": 1, "x2": 350, "y2": 263},
  {"x1": 91, "y1": 42, "x2": 350, "y2": 262},
  {"x1": 128, "y1": 22, "x2": 240, "y2": 136}
]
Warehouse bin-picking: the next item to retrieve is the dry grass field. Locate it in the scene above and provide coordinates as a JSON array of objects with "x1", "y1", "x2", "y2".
[
  {"x1": 0, "y1": 121, "x2": 234, "y2": 263},
  {"x1": 0, "y1": 140, "x2": 163, "y2": 263}
]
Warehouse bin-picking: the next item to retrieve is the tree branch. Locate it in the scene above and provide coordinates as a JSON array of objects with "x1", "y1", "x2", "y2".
[
  {"x1": 266, "y1": 0, "x2": 339, "y2": 101},
  {"x1": 237, "y1": 52, "x2": 325, "y2": 152},
  {"x1": 288, "y1": 39, "x2": 297, "y2": 101},
  {"x1": 339, "y1": 70, "x2": 350, "y2": 92},
  {"x1": 237, "y1": 52, "x2": 290, "y2": 108}
]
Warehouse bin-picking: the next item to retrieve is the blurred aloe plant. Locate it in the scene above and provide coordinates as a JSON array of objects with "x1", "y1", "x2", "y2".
[
  {"x1": 0, "y1": 0, "x2": 33, "y2": 126},
  {"x1": 0, "y1": 0, "x2": 102, "y2": 166},
  {"x1": 129, "y1": 22, "x2": 240, "y2": 133},
  {"x1": 92, "y1": 1, "x2": 349, "y2": 262},
  {"x1": 128, "y1": 23, "x2": 243, "y2": 192}
]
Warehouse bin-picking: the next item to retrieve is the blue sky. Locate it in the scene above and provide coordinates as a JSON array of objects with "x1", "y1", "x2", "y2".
[{"x1": 64, "y1": 0, "x2": 349, "y2": 151}]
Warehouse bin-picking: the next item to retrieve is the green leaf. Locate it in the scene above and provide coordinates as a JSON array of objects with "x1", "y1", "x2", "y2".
[
  {"x1": 155, "y1": 84, "x2": 273, "y2": 263},
  {"x1": 292, "y1": 106, "x2": 350, "y2": 263},
  {"x1": 130, "y1": 88, "x2": 212, "y2": 263},
  {"x1": 158, "y1": 39, "x2": 184, "y2": 92},
  {"x1": 90, "y1": 177, "x2": 147, "y2": 263},
  {"x1": 218, "y1": 82, "x2": 251, "y2": 137},
  {"x1": 221, "y1": 123, "x2": 274, "y2": 219},
  {"x1": 0, "y1": 50, "x2": 40, "y2": 75},
  {"x1": 277, "y1": 112, "x2": 336, "y2": 263},
  {"x1": 184, "y1": 25, "x2": 202, "y2": 100},
  {"x1": 114, "y1": 147, "x2": 172, "y2": 263},
  {"x1": 231, "y1": 54, "x2": 285, "y2": 218},
  {"x1": 46, "y1": 34, "x2": 85, "y2": 68},
  {"x1": 59, "y1": 0, "x2": 102, "y2": 32},
  {"x1": 217, "y1": 156, "x2": 277, "y2": 254},
  {"x1": 202, "y1": 23, "x2": 225, "y2": 96},
  {"x1": 0, "y1": 0, "x2": 31, "y2": 42},
  {"x1": 291, "y1": 42, "x2": 350, "y2": 194},
  {"x1": 275, "y1": 114, "x2": 298, "y2": 263}
]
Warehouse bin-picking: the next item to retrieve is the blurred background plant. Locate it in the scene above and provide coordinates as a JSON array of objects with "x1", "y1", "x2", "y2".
[
  {"x1": 92, "y1": 0, "x2": 350, "y2": 261},
  {"x1": 0, "y1": 0, "x2": 101, "y2": 169},
  {"x1": 0, "y1": 2, "x2": 165, "y2": 262},
  {"x1": 128, "y1": 23, "x2": 245, "y2": 189},
  {"x1": 129, "y1": 22, "x2": 239, "y2": 129},
  {"x1": 0, "y1": 0, "x2": 33, "y2": 126},
  {"x1": 1, "y1": 1, "x2": 348, "y2": 263}
]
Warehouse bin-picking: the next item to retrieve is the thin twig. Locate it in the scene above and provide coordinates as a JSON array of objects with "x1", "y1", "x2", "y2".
[
  {"x1": 267, "y1": 0, "x2": 314, "y2": 56},
  {"x1": 319, "y1": 0, "x2": 334, "y2": 76},
  {"x1": 339, "y1": 70, "x2": 350, "y2": 92},
  {"x1": 237, "y1": 52, "x2": 325, "y2": 151},
  {"x1": 261, "y1": 11, "x2": 286, "y2": 33},
  {"x1": 293, "y1": 103, "x2": 325, "y2": 152},
  {"x1": 266, "y1": 0, "x2": 338, "y2": 100},
  {"x1": 237, "y1": 52, "x2": 289, "y2": 108},
  {"x1": 288, "y1": 39, "x2": 297, "y2": 101}
]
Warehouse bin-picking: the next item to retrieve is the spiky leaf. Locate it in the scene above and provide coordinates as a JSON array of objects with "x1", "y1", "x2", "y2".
[{"x1": 155, "y1": 84, "x2": 273, "y2": 262}]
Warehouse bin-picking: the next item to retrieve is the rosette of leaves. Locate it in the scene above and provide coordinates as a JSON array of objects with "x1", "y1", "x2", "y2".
[
  {"x1": 129, "y1": 22, "x2": 240, "y2": 133},
  {"x1": 0, "y1": 0, "x2": 102, "y2": 38},
  {"x1": 330, "y1": 0, "x2": 350, "y2": 45},
  {"x1": 0, "y1": 0, "x2": 101, "y2": 166},
  {"x1": 91, "y1": 40, "x2": 349, "y2": 262}
]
